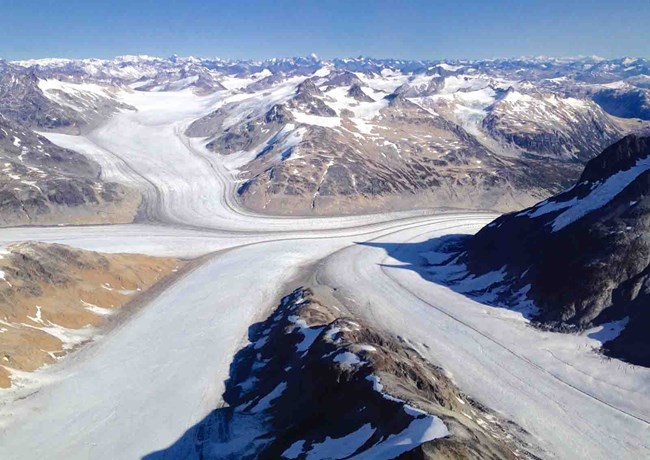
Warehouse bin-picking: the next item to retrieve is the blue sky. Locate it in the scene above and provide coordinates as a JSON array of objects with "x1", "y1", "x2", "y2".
[{"x1": 1, "y1": 0, "x2": 649, "y2": 61}]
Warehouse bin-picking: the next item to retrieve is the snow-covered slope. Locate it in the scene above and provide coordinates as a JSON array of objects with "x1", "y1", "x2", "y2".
[
  {"x1": 318, "y1": 217, "x2": 650, "y2": 459},
  {"x1": 483, "y1": 89, "x2": 621, "y2": 160}
]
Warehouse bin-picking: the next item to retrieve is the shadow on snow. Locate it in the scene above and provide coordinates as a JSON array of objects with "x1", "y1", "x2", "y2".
[
  {"x1": 141, "y1": 316, "x2": 272, "y2": 460},
  {"x1": 355, "y1": 234, "x2": 537, "y2": 320}
]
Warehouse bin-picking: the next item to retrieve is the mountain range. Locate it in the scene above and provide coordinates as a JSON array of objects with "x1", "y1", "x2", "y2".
[{"x1": 0, "y1": 55, "x2": 648, "y2": 221}]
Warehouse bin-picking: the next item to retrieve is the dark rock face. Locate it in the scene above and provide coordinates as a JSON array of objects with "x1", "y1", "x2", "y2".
[
  {"x1": 45, "y1": 179, "x2": 97, "y2": 206},
  {"x1": 347, "y1": 83, "x2": 374, "y2": 102},
  {"x1": 295, "y1": 78, "x2": 321, "y2": 97},
  {"x1": 579, "y1": 135, "x2": 650, "y2": 182},
  {"x1": 463, "y1": 135, "x2": 650, "y2": 366},
  {"x1": 265, "y1": 104, "x2": 292, "y2": 124}
]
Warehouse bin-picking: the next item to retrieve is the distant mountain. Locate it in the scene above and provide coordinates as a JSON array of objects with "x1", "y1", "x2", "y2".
[
  {"x1": 0, "y1": 61, "x2": 139, "y2": 225},
  {"x1": 0, "y1": 60, "x2": 80, "y2": 132},
  {"x1": 0, "y1": 114, "x2": 140, "y2": 226},
  {"x1": 462, "y1": 135, "x2": 650, "y2": 366},
  {"x1": 0, "y1": 60, "x2": 131, "y2": 133},
  {"x1": 181, "y1": 57, "x2": 638, "y2": 214},
  {"x1": 482, "y1": 88, "x2": 620, "y2": 161},
  {"x1": 2, "y1": 54, "x2": 649, "y2": 216}
]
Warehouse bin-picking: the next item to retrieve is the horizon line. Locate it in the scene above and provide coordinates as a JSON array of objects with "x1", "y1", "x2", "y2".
[{"x1": 4, "y1": 53, "x2": 649, "y2": 65}]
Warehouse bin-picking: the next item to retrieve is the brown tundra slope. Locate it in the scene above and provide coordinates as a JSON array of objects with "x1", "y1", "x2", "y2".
[{"x1": 0, "y1": 242, "x2": 182, "y2": 388}]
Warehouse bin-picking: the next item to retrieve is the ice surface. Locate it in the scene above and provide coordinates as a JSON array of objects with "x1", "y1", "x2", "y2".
[
  {"x1": 586, "y1": 318, "x2": 630, "y2": 344},
  {"x1": 320, "y1": 219, "x2": 650, "y2": 459}
]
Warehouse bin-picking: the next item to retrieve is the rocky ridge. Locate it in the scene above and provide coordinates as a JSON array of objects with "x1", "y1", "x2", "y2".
[
  {"x1": 180, "y1": 59, "x2": 639, "y2": 215},
  {"x1": 456, "y1": 135, "x2": 650, "y2": 366},
  {"x1": 151, "y1": 287, "x2": 539, "y2": 459},
  {"x1": 4, "y1": 54, "x2": 650, "y2": 217}
]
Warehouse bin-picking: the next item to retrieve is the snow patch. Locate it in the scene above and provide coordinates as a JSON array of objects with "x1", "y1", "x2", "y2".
[
  {"x1": 282, "y1": 440, "x2": 306, "y2": 459},
  {"x1": 304, "y1": 423, "x2": 375, "y2": 459},
  {"x1": 292, "y1": 112, "x2": 340, "y2": 128},
  {"x1": 249, "y1": 381, "x2": 287, "y2": 413},
  {"x1": 333, "y1": 351, "x2": 363, "y2": 366},
  {"x1": 586, "y1": 318, "x2": 629, "y2": 344},
  {"x1": 523, "y1": 156, "x2": 650, "y2": 231}
]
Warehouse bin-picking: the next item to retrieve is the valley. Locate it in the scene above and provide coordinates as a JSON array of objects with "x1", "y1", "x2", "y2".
[{"x1": 0, "y1": 55, "x2": 648, "y2": 459}]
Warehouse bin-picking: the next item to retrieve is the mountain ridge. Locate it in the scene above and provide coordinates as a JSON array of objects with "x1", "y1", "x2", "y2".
[{"x1": 459, "y1": 134, "x2": 650, "y2": 366}]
